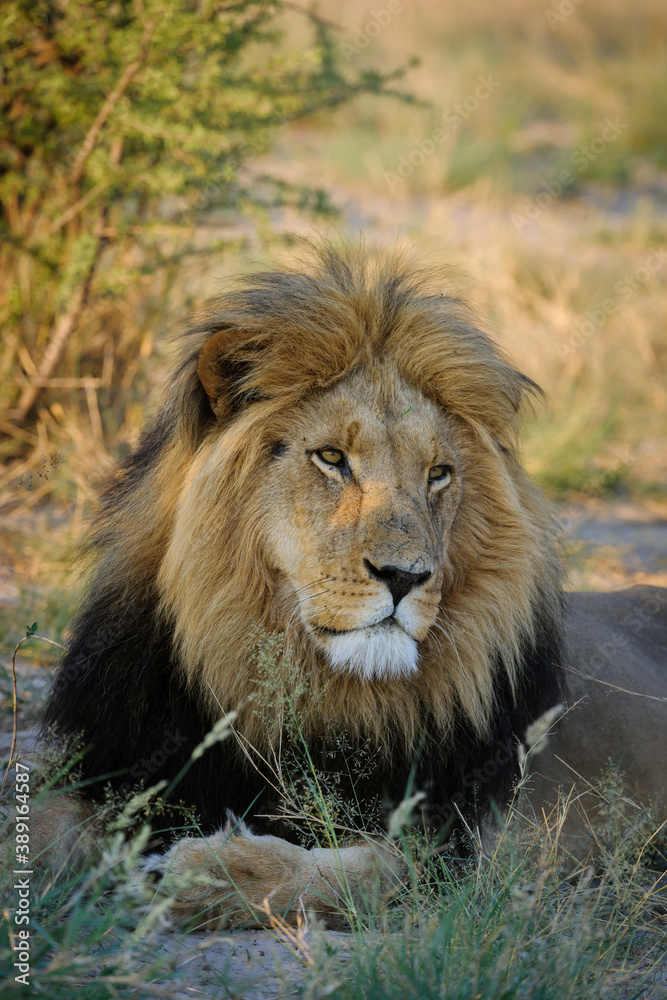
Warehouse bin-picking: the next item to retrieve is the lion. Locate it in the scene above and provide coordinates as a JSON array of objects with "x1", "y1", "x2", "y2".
[{"x1": 37, "y1": 245, "x2": 666, "y2": 928}]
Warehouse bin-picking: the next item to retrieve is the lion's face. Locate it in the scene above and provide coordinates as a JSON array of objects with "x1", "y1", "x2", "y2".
[{"x1": 259, "y1": 364, "x2": 464, "y2": 681}]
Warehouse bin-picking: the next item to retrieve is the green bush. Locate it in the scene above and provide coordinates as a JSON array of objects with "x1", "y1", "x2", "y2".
[{"x1": 0, "y1": 0, "x2": 413, "y2": 463}]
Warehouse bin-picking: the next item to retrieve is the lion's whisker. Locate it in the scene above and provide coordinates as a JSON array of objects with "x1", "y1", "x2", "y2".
[
  {"x1": 431, "y1": 618, "x2": 477, "y2": 701},
  {"x1": 291, "y1": 576, "x2": 332, "y2": 595},
  {"x1": 281, "y1": 585, "x2": 332, "y2": 640},
  {"x1": 294, "y1": 590, "x2": 330, "y2": 606},
  {"x1": 438, "y1": 609, "x2": 491, "y2": 648},
  {"x1": 427, "y1": 628, "x2": 445, "y2": 661}
]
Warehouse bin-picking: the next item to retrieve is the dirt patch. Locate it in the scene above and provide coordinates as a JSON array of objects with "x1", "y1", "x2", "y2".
[{"x1": 562, "y1": 498, "x2": 667, "y2": 591}]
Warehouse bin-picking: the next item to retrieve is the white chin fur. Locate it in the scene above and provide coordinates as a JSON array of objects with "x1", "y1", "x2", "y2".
[{"x1": 323, "y1": 622, "x2": 419, "y2": 681}]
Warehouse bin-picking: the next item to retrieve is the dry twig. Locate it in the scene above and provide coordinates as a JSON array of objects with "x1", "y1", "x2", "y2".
[{"x1": 1, "y1": 632, "x2": 67, "y2": 792}]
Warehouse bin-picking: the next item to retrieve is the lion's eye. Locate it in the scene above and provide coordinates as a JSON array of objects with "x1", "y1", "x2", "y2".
[
  {"x1": 428, "y1": 464, "x2": 452, "y2": 485},
  {"x1": 318, "y1": 448, "x2": 345, "y2": 466}
]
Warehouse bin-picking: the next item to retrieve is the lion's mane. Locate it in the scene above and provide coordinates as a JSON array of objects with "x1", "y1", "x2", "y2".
[{"x1": 44, "y1": 245, "x2": 565, "y2": 841}]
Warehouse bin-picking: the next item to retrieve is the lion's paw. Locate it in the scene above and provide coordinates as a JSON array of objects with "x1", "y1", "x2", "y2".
[
  {"x1": 141, "y1": 817, "x2": 405, "y2": 931},
  {"x1": 141, "y1": 820, "x2": 243, "y2": 929}
]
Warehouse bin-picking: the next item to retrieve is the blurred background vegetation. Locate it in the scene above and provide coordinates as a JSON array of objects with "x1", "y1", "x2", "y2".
[
  {"x1": 1, "y1": 0, "x2": 666, "y2": 594},
  {"x1": 0, "y1": 0, "x2": 414, "y2": 480}
]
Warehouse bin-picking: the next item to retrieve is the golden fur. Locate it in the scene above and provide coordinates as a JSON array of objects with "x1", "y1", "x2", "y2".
[{"x1": 131, "y1": 246, "x2": 564, "y2": 750}]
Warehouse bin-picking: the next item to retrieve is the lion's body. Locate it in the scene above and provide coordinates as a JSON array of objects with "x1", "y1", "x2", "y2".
[
  {"x1": 38, "y1": 246, "x2": 666, "y2": 927},
  {"x1": 524, "y1": 586, "x2": 667, "y2": 851}
]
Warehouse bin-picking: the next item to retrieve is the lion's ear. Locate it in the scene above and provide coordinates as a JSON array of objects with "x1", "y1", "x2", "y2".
[
  {"x1": 197, "y1": 328, "x2": 260, "y2": 420},
  {"x1": 197, "y1": 331, "x2": 232, "y2": 418}
]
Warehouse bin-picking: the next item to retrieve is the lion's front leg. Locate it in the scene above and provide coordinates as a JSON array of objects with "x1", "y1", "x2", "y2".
[
  {"x1": 6, "y1": 792, "x2": 102, "y2": 877},
  {"x1": 143, "y1": 818, "x2": 404, "y2": 930}
]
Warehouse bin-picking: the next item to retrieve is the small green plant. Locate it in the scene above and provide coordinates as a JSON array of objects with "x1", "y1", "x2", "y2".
[{"x1": 242, "y1": 627, "x2": 383, "y2": 849}]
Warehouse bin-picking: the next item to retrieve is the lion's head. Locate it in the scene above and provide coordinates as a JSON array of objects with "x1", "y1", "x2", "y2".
[{"x1": 148, "y1": 245, "x2": 563, "y2": 747}]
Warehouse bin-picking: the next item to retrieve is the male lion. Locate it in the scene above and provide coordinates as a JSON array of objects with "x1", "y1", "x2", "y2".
[{"x1": 39, "y1": 246, "x2": 666, "y2": 928}]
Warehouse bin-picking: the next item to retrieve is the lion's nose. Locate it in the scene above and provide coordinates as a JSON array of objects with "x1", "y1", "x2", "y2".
[{"x1": 364, "y1": 560, "x2": 432, "y2": 607}]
